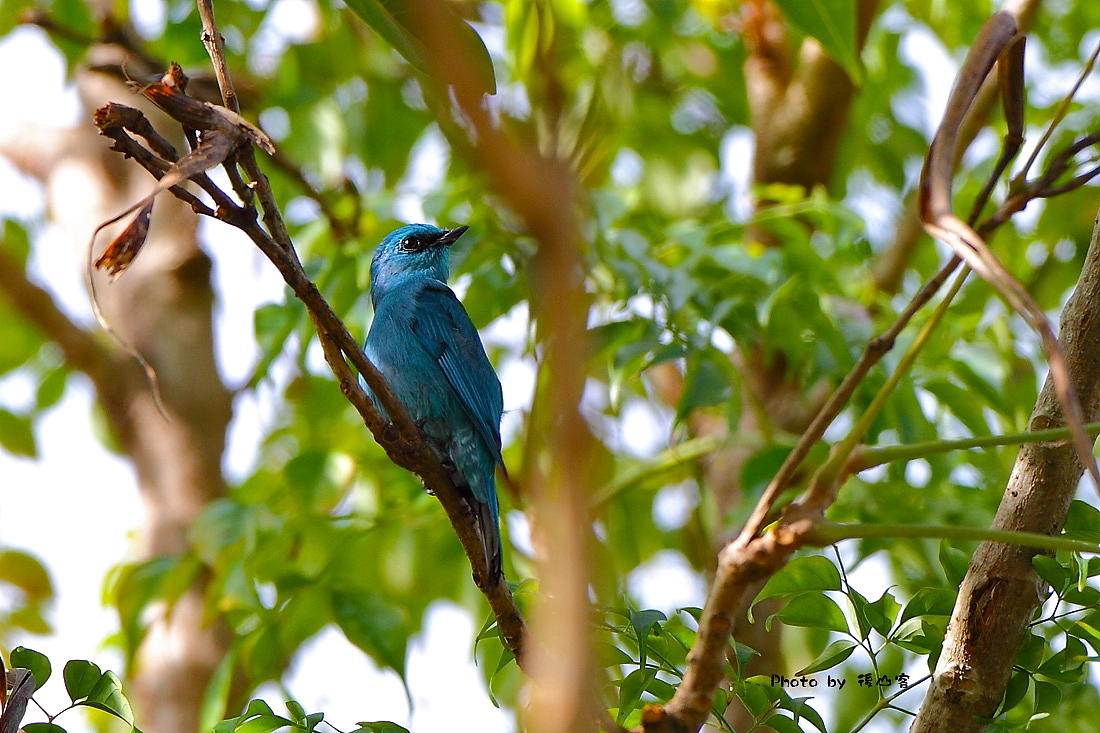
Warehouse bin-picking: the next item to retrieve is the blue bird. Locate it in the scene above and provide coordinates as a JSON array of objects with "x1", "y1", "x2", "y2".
[{"x1": 362, "y1": 223, "x2": 504, "y2": 585}]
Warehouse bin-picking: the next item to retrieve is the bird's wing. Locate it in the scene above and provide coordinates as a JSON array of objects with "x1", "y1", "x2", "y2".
[{"x1": 411, "y1": 280, "x2": 505, "y2": 466}]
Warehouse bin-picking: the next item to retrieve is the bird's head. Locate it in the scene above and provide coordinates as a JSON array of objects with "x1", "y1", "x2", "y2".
[{"x1": 369, "y1": 223, "x2": 468, "y2": 296}]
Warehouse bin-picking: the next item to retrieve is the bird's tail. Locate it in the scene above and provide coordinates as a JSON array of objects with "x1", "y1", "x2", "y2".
[{"x1": 475, "y1": 497, "x2": 502, "y2": 587}]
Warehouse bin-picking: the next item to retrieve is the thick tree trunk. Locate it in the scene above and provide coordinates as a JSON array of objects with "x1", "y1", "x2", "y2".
[{"x1": 910, "y1": 209, "x2": 1100, "y2": 731}]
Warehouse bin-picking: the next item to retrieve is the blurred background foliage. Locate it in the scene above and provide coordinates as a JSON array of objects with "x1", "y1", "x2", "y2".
[{"x1": 2, "y1": 0, "x2": 1100, "y2": 730}]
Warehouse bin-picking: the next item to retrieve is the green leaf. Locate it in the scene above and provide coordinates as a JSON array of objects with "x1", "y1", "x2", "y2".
[
  {"x1": 773, "y1": 593, "x2": 849, "y2": 634},
  {"x1": 899, "y1": 588, "x2": 956, "y2": 624},
  {"x1": 1063, "y1": 500, "x2": 1100, "y2": 542},
  {"x1": 796, "y1": 639, "x2": 857, "y2": 675},
  {"x1": 244, "y1": 700, "x2": 276, "y2": 718},
  {"x1": 785, "y1": 694, "x2": 827, "y2": 733},
  {"x1": 740, "y1": 444, "x2": 796, "y2": 498},
  {"x1": 234, "y1": 714, "x2": 294, "y2": 733},
  {"x1": 487, "y1": 646, "x2": 515, "y2": 708},
  {"x1": 352, "y1": 723, "x2": 411, "y2": 733},
  {"x1": 2, "y1": 218, "x2": 30, "y2": 264},
  {"x1": 629, "y1": 608, "x2": 666, "y2": 668},
  {"x1": 771, "y1": 0, "x2": 862, "y2": 83},
  {"x1": 1034, "y1": 679, "x2": 1062, "y2": 715},
  {"x1": 286, "y1": 700, "x2": 307, "y2": 723},
  {"x1": 35, "y1": 367, "x2": 68, "y2": 410},
  {"x1": 63, "y1": 659, "x2": 102, "y2": 701},
  {"x1": 842, "y1": 588, "x2": 872, "y2": 641},
  {"x1": 81, "y1": 670, "x2": 136, "y2": 726},
  {"x1": 999, "y1": 669, "x2": 1029, "y2": 715},
  {"x1": 938, "y1": 542, "x2": 970, "y2": 587},
  {"x1": 200, "y1": 650, "x2": 239, "y2": 733},
  {"x1": 922, "y1": 379, "x2": 993, "y2": 437},
  {"x1": 675, "y1": 353, "x2": 733, "y2": 421},
  {"x1": 214, "y1": 719, "x2": 242, "y2": 733},
  {"x1": 596, "y1": 641, "x2": 634, "y2": 667},
  {"x1": 0, "y1": 549, "x2": 53, "y2": 601},
  {"x1": 735, "y1": 677, "x2": 772, "y2": 718},
  {"x1": 0, "y1": 408, "x2": 36, "y2": 457},
  {"x1": 23, "y1": 725, "x2": 67, "y2": 733},
  {"x1": 864, "y1": 589, "x2": 900, "y2": 638},
  {"x1": 332, "y1": 590, "x2": 409, "y2": 678},
  {"x1": 1032, "y1": 555, "x2": 1066, "y2": 592},
  {"x1": 729, "y1": 642, "x2": 759, "y2": 678},
  {"x1": 10, "y1": 646, "x2": 51, "y2": 690},
  {"x1": 343, "y1": 0, "x2": 495, "y2": 95},
  {"x1": 753, "y1": 556, "x2": 842, "y2": 613},
  {"x1": 763, "y1": 714, "x2": 803, "y2": 733},
  {"x1": 616, "y1": 667, "x2": 657, "y2": 724}
]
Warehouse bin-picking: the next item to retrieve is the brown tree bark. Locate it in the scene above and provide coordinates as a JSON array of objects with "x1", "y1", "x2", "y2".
[
  {"x1": 910, "y1": 208, "x2": 1100, "y2": 731},
  {"x1": 0, "y1": 53, "x2": 233, "y2": 733}
]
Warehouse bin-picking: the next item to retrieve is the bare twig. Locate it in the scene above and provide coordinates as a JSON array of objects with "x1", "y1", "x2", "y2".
[{"x1": 918, "y1": 11, "x2": 1100, "y2": 491}]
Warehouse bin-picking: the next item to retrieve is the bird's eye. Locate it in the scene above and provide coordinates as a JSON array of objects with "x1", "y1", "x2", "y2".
[{"x1": 400, "y1": 235, "x2": 420, "y2": 251}]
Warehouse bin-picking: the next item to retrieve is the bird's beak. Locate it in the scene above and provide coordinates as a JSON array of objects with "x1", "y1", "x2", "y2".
[{"x1": 437, "y1": 226, "x2": 469, "y2": 247}]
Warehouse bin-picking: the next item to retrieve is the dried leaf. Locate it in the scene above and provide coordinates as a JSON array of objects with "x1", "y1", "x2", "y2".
[
  {"x1": 0, "y1": 668, "x2": 34, "y2": 733},
  {"x1": 94, "y1": 200, "x2": 153, "y2": 279},
  {"x1": 129, "y1": 64, "x2": 273, "y2": 155}
]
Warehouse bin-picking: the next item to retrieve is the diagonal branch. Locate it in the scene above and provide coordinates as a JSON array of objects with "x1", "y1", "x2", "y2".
[{"x1": 0, "y1": 246, "x2": 118, "y2": 389}]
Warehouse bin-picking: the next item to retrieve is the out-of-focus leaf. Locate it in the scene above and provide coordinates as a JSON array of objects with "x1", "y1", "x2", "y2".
[
  {"x1": 0, "y1": 549, "x2": 53, "y2": 601},
  {"x1": 35, "y1": 366, "x2": 68, "y2": 410},
  {"x1": 343, "y1": 0, "x2": 495, "y2": 95},
  {"x1": 771, "y1": 0, "x2": 861, "y2": 82},
  {"x1": 0, "y1": 409, "x2": 35, "y2": 457},
  {"x1": 332, "y1": 590, "x2": 409, "y2": 678},
  {"x1": 2, "y1": 219, "x2": 30, "y2": 264}
]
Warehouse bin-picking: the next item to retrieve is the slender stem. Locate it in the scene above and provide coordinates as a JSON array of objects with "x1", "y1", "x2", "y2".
[
  {"x1": 810, "y1": 521, "x2": 1100, "y2": 555},
  {"x1": 803, "y1": 265, "x2": 970, "y2": 508},
  {"x1": 854, "y1": 421, "x2": 1100, "y2": 471},
  {"x1": 848, "y1": 675, "x2": 928, "y2": 733},
  {"x1": 195, "y1": 0, "x2": 239, "y2": 113},
  {"x1": 1017, "y1": 39, "x2": 1100, "y2": 183}
]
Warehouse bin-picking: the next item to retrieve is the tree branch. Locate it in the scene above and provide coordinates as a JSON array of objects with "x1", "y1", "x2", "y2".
[
  {"x1": 0, "y1": 247, "x2": 119, "y2": 390},
  {"x1": 910, "y1": 206, "x2": 1100, "y2": 732}
]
